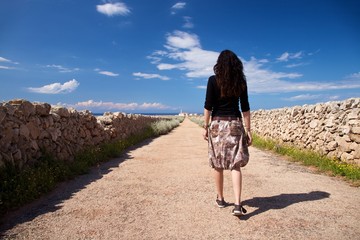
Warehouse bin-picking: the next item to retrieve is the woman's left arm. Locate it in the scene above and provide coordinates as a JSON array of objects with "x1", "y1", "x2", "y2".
[{"x1": 242, "y1": 110, "x2": 252, "y2": 146}]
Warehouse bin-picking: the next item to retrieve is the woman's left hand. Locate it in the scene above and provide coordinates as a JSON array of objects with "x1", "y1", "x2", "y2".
[
  {"x1": 247, "y1": 131, "x2": 252, "y2": 146},
  {"x1": 203, "y1": 129, "x2": 209, "y2": 141}
]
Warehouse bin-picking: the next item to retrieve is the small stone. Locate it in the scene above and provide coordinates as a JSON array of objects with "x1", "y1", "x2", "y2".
[
  {"x1": 349, "y1": 142, "x2": 358, "y2": 151},
  {"x1": 18, "y1": 100, "x2": 35, "y2": 117},
  {"x1": 341, "y1": 152, "x2": 354, "y2": 161},
  {"x1": 327, "y1": 141, "x2": 338, "y2": 151},
  {"x1": 291, "y1": 108, "x2": 299, "y2": 117},
  {"x1": 349, "y1": 133, "x2": 360, "y2": 143},
  {"x1": 27, "y1": 121, "x2": 40, "y2": 139},
  {"x1": 353, "y1": 148, "x2": 360, "y2": 159},
  {"x1": 19, "y1": 124, "x2": 30, "y2": 139},
  {"x1": 51, "y1": 106, "x2": 70, "y2": 118},
  {"x1": 0, "y1": 107, "x2": 6, "y2": 124},
  {"x1": 347, "y1": 110, "x2": 359, "y2": 120},
  {"x1": 352, "y1": 127, "x2": 360, "y2": 134},
  {"x1": 336, "y1": 137, "x2": 352, "y2": 152},
  {"x1": 309, "y1": 120, "x2": 319, "y2": 129},
  {"x1": 34, "y1": 103, "x2": 51, "y2": 116},
  {"x1": 12, "y1": 149, "x2": 22, "y2": 161}
]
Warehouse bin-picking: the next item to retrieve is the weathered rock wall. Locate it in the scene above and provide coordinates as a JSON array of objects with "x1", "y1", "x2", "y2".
[
  {"x1": 252, "y1": 98, "x2": 360, "y2": 165},
  {"x1": 0, "y1": 99, "x2": 158, "y2": 168}
]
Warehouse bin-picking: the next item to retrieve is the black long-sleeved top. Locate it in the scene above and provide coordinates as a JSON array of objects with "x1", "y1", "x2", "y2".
[{"x1": 204, "y1": 75, "x2": 250, "y2": 118}]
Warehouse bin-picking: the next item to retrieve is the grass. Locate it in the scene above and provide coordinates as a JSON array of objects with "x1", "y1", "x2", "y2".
[
  {"x1": 0, "y1": 117, "x2": 183, "y2": 216},
  {"x1": 151, "y1": 116, "x2": 184, "y2": 135},
  {"x1": 189, "y1": 116, "x2": 360, "y2": 185},
  {"x1": 252, "y1": 133, "x2": 360, "y2": 185},
  {"x1": 189, "y1": 117, "x2": 204, "y2": 127}
]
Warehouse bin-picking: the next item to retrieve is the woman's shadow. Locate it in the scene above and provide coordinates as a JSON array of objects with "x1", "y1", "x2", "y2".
[{"x1": 238, "y1": 191, "x2": 330, "y2": 220}]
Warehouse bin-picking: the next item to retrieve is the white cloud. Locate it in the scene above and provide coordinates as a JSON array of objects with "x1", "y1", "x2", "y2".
[
  {"x1": 133, "y1": 72, "x2": 170, "y2": 80},
  {"x1": 166, "y1": 31, "x2": 200, "y2": 49},
  {"x1": 183, "y1": 16, "x2": 194, "y2": 29},
  {"x1": 150, "y1": 30, "x2": 360, "y2": 94},
  {"x1": 157, "y1": 63, "x2": 177, "y2": 70},
  {"x1": 347, "y1": 72, "x2": 360, "y2": 80},
  {"x1": 245, "y1": 58, "x2": 360, "y2": 93},
  {"x1": 46, "y1": 64, "x2": 80, "y2": 73},
  {"x1": 277, "y1": 51, "x2": 303, "y2": 62},
  {"x1": 172, "y1": 2, "x2": 186, "y2": 9},
  {"x1": 98, "y1": 71, "x2": 119, "y2": 77},
  {"x1": 171, "y1": 2, "x2": 186, "y2": 15},
  {"x1": 196, "y1": 85, "x2": 206, "y2": 89},
  {"x1": 28, "y1": 79, "x2": 79, "y2": 94},
  {"x1": 149, "y1": 30, "x2": 217, "y2": 78},
  {"x1": 0, "y1": 66, "x2": 14, "y2": 70},
  {"x1": 96, "y1": 2, "x2": 130, "y2": 16},
  {"x1": 72, "y1": 100, "x2": 170, "y2": 111},
  {"x1": 285, "y1": 62, "x2": 308, "y2": 68},
  {"x1": 0, "y1": 56, "x2": 19, "y2": 65},
  {"x1": 284, "y1": 94, "x2": 341, "y2": 102},
  {"x1": 283, "y1": 94, "x2": 322, "y2": 101},
  {"x1": 0, "y1": 57, "x2": 11, "y2": 63},
  {"x1": 277, "y1": 52, "x2": 289, "y2": 62}
]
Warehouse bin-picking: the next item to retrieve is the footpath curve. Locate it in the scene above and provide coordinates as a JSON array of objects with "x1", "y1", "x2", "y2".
[{"x1": 1, "y1": 118, "x2": 359, "y2": 239}]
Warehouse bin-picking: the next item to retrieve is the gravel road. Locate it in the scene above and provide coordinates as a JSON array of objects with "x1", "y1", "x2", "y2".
[{"x1": 1, "y1": 118, "x2": 359, "y2": 239}]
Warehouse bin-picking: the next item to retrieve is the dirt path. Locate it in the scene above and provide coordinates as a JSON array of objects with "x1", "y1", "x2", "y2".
[{"x1": 1, "y1": 118, "x2": 359, "y2": 240}]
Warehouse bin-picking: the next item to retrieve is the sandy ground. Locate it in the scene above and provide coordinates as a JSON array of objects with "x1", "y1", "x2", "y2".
[{"x1": 1, "y1": 118, "x2": 359, "y2": 240}]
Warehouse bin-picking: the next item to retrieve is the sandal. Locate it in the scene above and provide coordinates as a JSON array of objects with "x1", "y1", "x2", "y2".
[
  {"x1": 215, "y1": 196, "x2": 227, "y2": 208},
  {"x1": 232, "y1": 204, "x2": 247, "y2": 216}
]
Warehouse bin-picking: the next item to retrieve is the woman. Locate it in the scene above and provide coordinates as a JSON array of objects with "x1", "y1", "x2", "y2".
[{"x1": 203, "y1": 49, "x2": 252, "y2": 216}]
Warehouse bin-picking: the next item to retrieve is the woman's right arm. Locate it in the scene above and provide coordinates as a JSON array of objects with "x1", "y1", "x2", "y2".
[
  {"x1": 203, "y1": 108, "x2": 211, "y2": 141},
  {"x1": 203, "y1": 77, "x2": 214, "y2": 141}
]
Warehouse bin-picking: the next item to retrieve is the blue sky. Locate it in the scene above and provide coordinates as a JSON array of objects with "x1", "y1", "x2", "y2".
[{"x1": 1, "y1": 0, "x2": 359, "y2": 113}]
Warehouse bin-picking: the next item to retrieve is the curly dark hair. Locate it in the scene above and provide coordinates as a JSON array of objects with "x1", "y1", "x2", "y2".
[{"x1": 213, "y1": 50, "x2": 247, "y2": 98}]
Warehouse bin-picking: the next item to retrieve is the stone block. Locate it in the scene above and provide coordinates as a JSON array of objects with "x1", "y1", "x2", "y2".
[
  {"x1": 51, "y1": 106, "x2": 70, "y2": 118},
  {"x1": 309, "y1": 120, "x2": 319, "y2": 129},
  {"x1": 347, "y1": 110, "x2": 359, "y2": 120},
  {"x1": 341, "y1": 152, "x2": 354, "y2": 161},
  {"x1": 0, "y1": 107, "x2": 6, "y2": 124},
  {"x1": 353, "y1": 148, "x2": 360, "y2": 159},
  {"x1": 349, "y1": 133, "x2": 360, "y2": 143},
  {"x1": 327, "y1": 141, "x2": 338, "y2": 151},
  {"x1": 336, "y1": 137, "x2": 352, "y2": 153},
  {"x1": 17, "y1": 100, "x2": 35, "y2": 117},
  {"x1": 19, "y1": 124, "x2": 30, "y2": 139},
  {"x1": 352, "y1": 127, "x2": 360, "y2": 134},
  {"x1": 34, "y1": 103, "x2": 51, "y2": 116}
]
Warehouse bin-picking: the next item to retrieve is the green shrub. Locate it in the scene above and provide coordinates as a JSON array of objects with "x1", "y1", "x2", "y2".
[
  {"x1": 150, "y1": 117, "x2": 183, "y2": 136},
  {"x1": 189, "y1": 117, "x2": 204, "y2": 127},
  {"x1": 252, "y1": 133, "x2": 360, "y2": 184}
]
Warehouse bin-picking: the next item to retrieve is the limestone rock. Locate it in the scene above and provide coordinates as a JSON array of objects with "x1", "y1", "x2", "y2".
[
  {"x1": 34, "y1": 103, "x2": 51, "y2": 116},
  {"x1": 19, "y1": 124, "x2": 30, "y2": 139},
  {"x1": 341, "y1": 152, "x2": 354, "y2": 161},
  {"x1": 51, "y1": 106, "x2": 70, "y2": 118},
  {"x1": 0, "y1": 107, "x2": 6, "y2": 124},
  {"x1": 309, "y1": 120, "x2": 319, "y2": 129},
  {"x1": 349, "y1": 133, "x2": 360, "y2": 143},
  {"x1": 327, "y1": 141, "x2": 338, "y2": 151},
  {"x1": 352, "y1": 127, "x2": 360, "y2": 134}
]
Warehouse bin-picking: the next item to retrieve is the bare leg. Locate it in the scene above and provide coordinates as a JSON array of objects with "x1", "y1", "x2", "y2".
[
  {"x1": 214, "y1": 168, "x2": 224, "y2": 199},
  {"x1": 231, "y1": 167, "x2": 242, "y2": 205}
]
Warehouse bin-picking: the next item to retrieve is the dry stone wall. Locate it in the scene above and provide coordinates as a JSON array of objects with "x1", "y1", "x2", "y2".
[
  {"x1": 252, "y1": 98, "x2": 360, "y2": 165},
  {"x1": 0, "y1": 99, "x2": 158, "y2": 169}
]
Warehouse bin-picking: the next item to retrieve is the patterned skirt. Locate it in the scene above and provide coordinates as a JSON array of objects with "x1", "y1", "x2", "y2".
[{"x1": 208, "y1": 120, "x2": 249, "y2": 170}]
